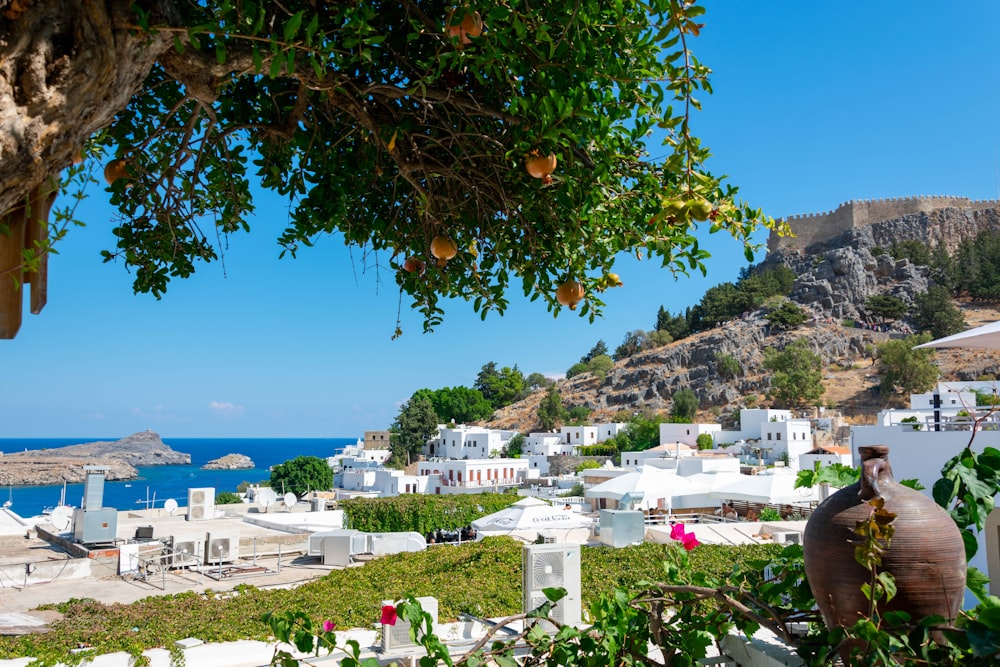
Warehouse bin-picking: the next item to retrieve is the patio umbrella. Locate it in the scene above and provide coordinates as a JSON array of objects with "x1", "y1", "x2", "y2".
[
  {"x1": 708, "y1": 470, "x2": 819, "y2": 505},
  {"x1": 914, "y1": 320, "x2": 1000, "y2": 349},
  {"x1": 472, "y1": 497, "x2": 593, "y2": 535},
  {"x1": 585, "y1": 466, "x2": 713, "y2": 510}
]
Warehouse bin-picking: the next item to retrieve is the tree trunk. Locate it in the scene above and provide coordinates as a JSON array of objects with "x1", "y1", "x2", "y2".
[{"x1": 0, "y1": 1, "x2": 171, "y2": 215}]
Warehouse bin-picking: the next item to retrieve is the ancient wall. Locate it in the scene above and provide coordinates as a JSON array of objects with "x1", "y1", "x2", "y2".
[{"x1": 768, "y1": 195, "x2": 1000, "y2": 253}]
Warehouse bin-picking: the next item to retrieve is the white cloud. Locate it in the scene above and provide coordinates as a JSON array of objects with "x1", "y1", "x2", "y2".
[{"x1": 209, "y1": 401, "x2": 245, "y2": 418}]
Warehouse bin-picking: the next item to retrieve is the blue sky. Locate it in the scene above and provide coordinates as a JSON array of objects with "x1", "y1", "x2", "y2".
[{"x1": 3, "y1": 2, "x2": 1000, "y2": 438}]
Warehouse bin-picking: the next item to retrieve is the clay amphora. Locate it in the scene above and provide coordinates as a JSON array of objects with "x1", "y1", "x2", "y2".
[{"x1": 803, "y1": 445, "x2": 966, "y2": 631}]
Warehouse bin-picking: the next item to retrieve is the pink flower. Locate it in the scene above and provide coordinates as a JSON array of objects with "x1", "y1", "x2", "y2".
[
  {"x1": 669, "y1": 522, "x2": 699, "y2": 550},
  {"x1": 380, "y1": 605, "x2": 397, "y2": 626},
  {"x1": 670, "y1": 523, "x2": 686, "y2": 540},
  {"x1": 322, "y1": 620, "x2": 336, "y2": 633}
]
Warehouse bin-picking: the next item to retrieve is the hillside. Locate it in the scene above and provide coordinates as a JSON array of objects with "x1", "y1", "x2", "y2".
[{"x1": 485, "y1": 203, "x2": 1000, "y2": 433}]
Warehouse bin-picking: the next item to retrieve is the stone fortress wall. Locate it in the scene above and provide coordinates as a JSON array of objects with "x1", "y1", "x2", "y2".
[{"x1": 768, "y1": 195, "x2": 1000, "y2": 253}]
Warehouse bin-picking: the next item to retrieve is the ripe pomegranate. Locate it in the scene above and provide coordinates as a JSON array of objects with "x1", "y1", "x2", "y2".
[
  {"x1": 446, "y1": 8, "x2": 482, "y2": 46},
  {"x1": 403, "y1": 257, "x2": 424, "y2": 273},
  {"x1": 555, "y1": 280, "x2": 585, "y2": 310},
  {"x1": 430, "y1": 235, "x2": 458, "y2": 261},
  {"x1": 104, "y1": 159, "x2": 130, "y2": 185},
  {"x1": 525, "y1": 153, "x2": 558, "y2": 179}
]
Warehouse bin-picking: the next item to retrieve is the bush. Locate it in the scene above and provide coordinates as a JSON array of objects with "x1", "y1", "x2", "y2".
[
  {"x1": 215, "y1": 491, "x2": 243, "y2": 505},
  {"x1": 758, "y1": 507, "x2": 781, "y2": 521},
  {"x1": 340, "y1": 493, "x2": 517, "y2": 534},
  {"x1": 695, "y1": 433, "x2": 714, "y2": 450}
]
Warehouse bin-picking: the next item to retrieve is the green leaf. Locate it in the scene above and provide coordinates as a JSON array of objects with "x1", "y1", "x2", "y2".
[
  {"x1": 968, "y1": 567, "x2": 994, "y2": 605},
  {"x1": 284, "y1": 11, "x2": 304, "y2": 41},
  {"x1": 933, "y1": 476, "x2": 958, "y2": 507}
]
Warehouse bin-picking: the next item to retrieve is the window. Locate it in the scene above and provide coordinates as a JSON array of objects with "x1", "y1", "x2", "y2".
[
  {"x1": 767, "y1": 433, "x2": 772, "y2": 441},
  {"x1": 777, "y1": 433, "x2": 782, "y2": 440}
]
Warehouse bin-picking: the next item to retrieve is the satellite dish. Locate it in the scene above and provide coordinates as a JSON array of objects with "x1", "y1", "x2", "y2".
[
  {"x1": 258, "y1": 488, "x2": 278, "y2": 512},
  {"x1": 49, "y1": 505, "x2": 73, "y2": 532},
  {"x1": 282, "y1": 492, "x2": 297, "y2": 510},
  {"x1": 163, "y1": 498, "x2": 178, "y2": 515}
]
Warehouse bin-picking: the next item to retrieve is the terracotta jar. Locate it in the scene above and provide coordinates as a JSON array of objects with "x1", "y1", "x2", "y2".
[{"x1": 803, "y1": 445, "x2": 966, "y2": 631}]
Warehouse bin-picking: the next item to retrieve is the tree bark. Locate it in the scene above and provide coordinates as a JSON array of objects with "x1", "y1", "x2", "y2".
[{"x1": 0, "y1": 0, "x2": 171, "y2": 215}]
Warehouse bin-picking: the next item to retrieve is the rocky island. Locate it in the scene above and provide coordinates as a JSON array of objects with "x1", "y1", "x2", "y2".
[
  {"x1": 201, "y1": 454, "x2": 255, "y2": 470},
  {"x1": 0, "y1": 431, "x2": 191, "y2": 486}
]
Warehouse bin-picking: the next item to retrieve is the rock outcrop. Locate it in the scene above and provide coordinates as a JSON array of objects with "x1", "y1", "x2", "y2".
[
  {"x1": 202, "y1": 454, "x2": 255, "y2": 470},
  {"x1": 0, "y1": 431, "x2": 190, "y2": 486},
  {"x1": 485, "y1": 204, "x2": 1000, "y2": 432}
]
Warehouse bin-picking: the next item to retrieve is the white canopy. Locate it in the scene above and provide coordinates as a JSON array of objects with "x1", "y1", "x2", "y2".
[
  {"x1": 585, "y1": 466, "x2": 714, "y2": 510},
  {"x1": 914, "y1": 319, "x2": 1000, "y2": 350},
  {"x1": 708, "y1": 470, "x2": 819, "y2": 505},
  {"x1": 472, "y1": 497, "x2": 593, "y2": 541}
]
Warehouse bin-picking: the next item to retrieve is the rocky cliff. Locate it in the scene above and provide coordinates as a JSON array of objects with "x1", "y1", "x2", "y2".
[
  {"x1": 0, "y1": 431, "x2": 190, "y2": 486},
  {"x1": 485, "y1": 205, "x2": 1000, "y2": 432}
]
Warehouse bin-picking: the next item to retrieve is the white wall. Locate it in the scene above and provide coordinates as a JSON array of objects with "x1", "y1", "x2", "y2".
[{"x1": 659, "y1": 423, "x2": 721, "y2": 447}]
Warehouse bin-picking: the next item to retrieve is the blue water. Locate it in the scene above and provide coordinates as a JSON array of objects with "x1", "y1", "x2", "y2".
[{"x1": 0, "y1": 437, "x2": 354, "y2": 518}]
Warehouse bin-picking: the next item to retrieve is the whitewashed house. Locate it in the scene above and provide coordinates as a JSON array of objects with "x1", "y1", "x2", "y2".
[
  {"x1": 621, "y1": 443, "x2": 697, "y2": 469},
  {"x1": 659, "y1": 422, "x2": 722, "y2": 448},
  {"x1": 759, "y1": 418, "x2": 813, "y2": 470},
  {"x1": 426, "y1": 425, "x2": 517, "y2": 460},
  {"x1": 560, "y1": 425, "x2": 600, "y2": 447},
  {"x1": 715, "y1": 408, "x2": 795, "y2": 445},
  {"x1": 417, "y1": 458, "x2": 533, "y2": 494},
  {"x1": 339, "y1": 468, "x2": 428, "y2": 496},
  {"x1": 524, "y1": 433, "x2": 574, "y2": 456},
  {"x1": 799, "y1": 445, "x2": 852, "y2": 470}
]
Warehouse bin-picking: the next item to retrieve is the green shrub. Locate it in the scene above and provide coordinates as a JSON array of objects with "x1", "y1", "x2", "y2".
[{"x1": 214, "y1": 491, "x2": 243, "y2": 505}]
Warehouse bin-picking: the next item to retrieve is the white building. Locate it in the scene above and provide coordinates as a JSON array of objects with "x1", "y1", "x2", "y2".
[
  {"x1": 715, "y1": 408, "x2": 794, "y2": 445},
  {"x1": 659, "y1": 422, "x2": 721, "y2": 448},
  {"x1": 620, "y1": 443, "x2": 697, "y2": 469},
  {"x1": 339, "y1": 468, "x2": 428, "y2": 496},
  {"x1": 560, "y1": 425, "x2": 600, "y2": 447},
  {"x1": 426, "y1": 425, "x2": 518, "y2": 460},
  {"x1": 417, "y1": 458, "x2": 533, "y2": 494},
  {"x1": 759, "y1": 418, "x2": 813, "y2": 470},
  {"x1": 524, "y1": 433, "x2": 574, "y2": 456},
  {"x1": 799, "y1": 445, "x2": 852, "y2": 470}
]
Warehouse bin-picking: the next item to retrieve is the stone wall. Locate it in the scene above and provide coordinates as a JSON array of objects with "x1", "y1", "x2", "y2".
[{"x1": 769, "y1": 195, "x2": 1000, "y2": 253}]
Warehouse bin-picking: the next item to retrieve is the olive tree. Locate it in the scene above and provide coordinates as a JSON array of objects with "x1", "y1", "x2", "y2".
[{"x1": 0, "y1": 1, "x2": 775, "y2": 338}]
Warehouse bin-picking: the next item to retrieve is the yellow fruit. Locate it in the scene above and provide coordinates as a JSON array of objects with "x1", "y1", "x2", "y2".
[
  {"x1": 556, "y1": 279, "x2": 585, "y2": 310},
  {"x1": 663, "y1": 199, "x2": 686, "y2": 216},
  {"x1": 525, "y1": 153, "x2": 558, "y2": 179},
  {"x1": 607, "y1": 272, "x2": 623, "y2": 287},
  {"x1": 430, "y1": 235, "x2": 458, "y2": 261},
  {"x1": 687, "y1": 200, "x2": 713, "y2": 221},
  {"x1": 446, "y1": 8, "x2": 482, "y2": 46},
  {"x1": 103, "y1": 159, "x2": 130, "y2": 185}
]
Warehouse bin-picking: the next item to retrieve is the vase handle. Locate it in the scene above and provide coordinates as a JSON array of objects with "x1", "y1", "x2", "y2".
[{"x1": 860, "y1": 457, "x2": 885, "y2": 500}]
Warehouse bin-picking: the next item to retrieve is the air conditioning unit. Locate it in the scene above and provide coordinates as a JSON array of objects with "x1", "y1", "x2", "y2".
[
  {"x1": 204, "y1": 532, "x2": 239, "y2": 564},
  {"x1": 187, "y1": 487, "x2": 216, "y2": 521},
  {"x1": 170, "y1": 538, "x2": 203, "y2": 567},
  {"x1": 772, "y1": 531, "x2": 801, "y2": 545},
  {"x1": 381, "y1": 596, "x2": 438, "y2": 655},
  {"x1": 523, "y1": 544, "x2": 582, "y2": 632}
]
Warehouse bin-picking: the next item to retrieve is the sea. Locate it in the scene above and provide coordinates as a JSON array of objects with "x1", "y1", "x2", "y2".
[{"x1": 0, "y1": 437, "x2": 354, "y2": 518}]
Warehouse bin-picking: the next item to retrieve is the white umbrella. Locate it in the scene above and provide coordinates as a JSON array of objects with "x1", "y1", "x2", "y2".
[
  {"x1": 914, "y1": 320, "x2": 1000, "y2": 349},
  {"x1": 708, "y1": 470, "x2": 819, "y2": 505},
  {"x1": 472, "y1": 497, "x2": 593, "y2": 532},
  {"x1": 585, "y1": 467, "x2": 713, "y2": 510}
]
